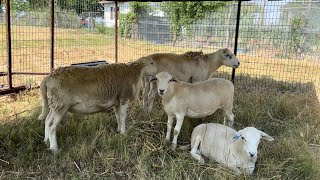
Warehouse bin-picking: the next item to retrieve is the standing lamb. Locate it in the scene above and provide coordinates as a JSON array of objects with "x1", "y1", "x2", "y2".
[
  {"x1": 143, "y1": 48, "x2": 240, "y2": 112},
  {"x1": 180, "y1": 123, "x2": 274, "y2": 175},
  {"x1": 38, "y1": 57, "x2": 157, "y2": 152},
  {"x1": 151, "y1": 72, "x2": 235, "y2": 150}
]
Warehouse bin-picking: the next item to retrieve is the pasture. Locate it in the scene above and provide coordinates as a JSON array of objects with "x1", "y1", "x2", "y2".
[
  {"x1": 0, "y1": 74, "x2": 320, "y2": 179},
  {"x1": 0, "y1": 25, "x2": 320, "y2": 179}
]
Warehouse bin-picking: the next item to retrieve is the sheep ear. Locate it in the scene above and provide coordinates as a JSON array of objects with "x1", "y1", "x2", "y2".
[
  {"x1": 260, "y1": 131, "x2": 275, "y2": 142},
  {"x1": 149, "y1": 77, "x2": 157, "y2": 83},
  {"x1": 233, "y1": 132, "x2": 241, "y2": 141},
  {"x1": 223, "y1": 48, "x2": 228, "y2": 53},
  {"x1": 170, "y1": 76, "x2": 178, "y2": 82}
]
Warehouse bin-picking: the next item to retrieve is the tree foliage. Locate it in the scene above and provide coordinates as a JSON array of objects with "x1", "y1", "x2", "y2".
[
  {"x1": 56, "y1": 0, "x2": 102, "y2": 14},
  {"x1": 161, "y1": 1, "x2": 226, "y2": 44},
  {"x1": 120, "y1": 2, "x2": 149, "y2": 38},
  {"x1": 28, "y1": 0, "x2": 48, "y2": 10}
]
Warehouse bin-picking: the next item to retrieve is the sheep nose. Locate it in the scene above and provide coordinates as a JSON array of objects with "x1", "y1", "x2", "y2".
[
  {"x1": 249, "y1": 152, "x2": 255, "y2": 157},
  {"x1": 237, "y1": 62, "x2": 240, "y2": 66},
  {"x1": 159, "y1": 89, "x2": 165, "y2": 95}
]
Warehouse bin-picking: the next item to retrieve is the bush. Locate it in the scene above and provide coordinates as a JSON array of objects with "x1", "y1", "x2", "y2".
[
  {"x1": 119, "y1": 13, "x2": 133, "y2": 38},
  {"x1": 96, "y1": 24, "x2": 114, "y2": 36}
]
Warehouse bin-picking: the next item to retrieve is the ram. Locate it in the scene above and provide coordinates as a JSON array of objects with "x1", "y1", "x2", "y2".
[{"x1": 38, "y1": 57, "x2": 157, "y2": 152}]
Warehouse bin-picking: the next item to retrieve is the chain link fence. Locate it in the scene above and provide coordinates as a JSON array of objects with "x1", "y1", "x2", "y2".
[{"x1": 0, "y1": 0, "x2": 319, "y2": 94}]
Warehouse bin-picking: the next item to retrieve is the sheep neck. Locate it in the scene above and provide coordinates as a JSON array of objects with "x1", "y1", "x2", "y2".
[
  {"x1": 161, "y1": 83, "x2": 177, "y2": 104},
  {"x1": 205, "y1": 51, "x2": 224, "y2": 77}
]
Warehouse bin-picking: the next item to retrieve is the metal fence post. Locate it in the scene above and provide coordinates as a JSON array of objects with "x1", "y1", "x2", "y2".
[
  {"x1": 6, "y1": 0, "x2": 12, "y2": 89},
  {"x1": 232, "y1": 0, "x2": 242, "y2": 83},
  {"x1": 115, "y1": 1, "x2": 119, "y2": 63},
  {"x1": 50, "y1": 0, "x2": 55, "y2": 72}
]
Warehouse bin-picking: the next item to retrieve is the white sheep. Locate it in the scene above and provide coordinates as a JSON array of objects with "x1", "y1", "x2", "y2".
[
  {"x1": 38, "y1": 57, "x2": 157, "y2": 152},
  {"x1": 180, "y1": 123, "x2": 275, "y2": 175},
  {"x1": 151, "y1": 72, "x2": 235, "y2": 150},
  {"x1": 143, "y1": 48, "x2": 240, "y2": 112}
]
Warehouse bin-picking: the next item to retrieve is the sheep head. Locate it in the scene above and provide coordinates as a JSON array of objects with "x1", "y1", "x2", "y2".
[
  {"x1": 136, "y1": 56, "x2": 157, "y2": 77},
  {"x1": 208, "y1": 48, "x2": 240, "y2": 69},
  {"x1": 233, "y1": 127, "x2": 274, "y2": 160},
  {"x1": 151, "y1": 72, "x2": 178, "y2": 96}
]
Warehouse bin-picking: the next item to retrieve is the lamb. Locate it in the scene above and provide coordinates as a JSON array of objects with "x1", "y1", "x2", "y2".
[
  {"x1": 180, "y1": 123, "x2": 275, "y2": 175},
  {"x1": 37, "y1": 57, "x2": 157, "y2": 152},
  {"x1": 151, "y1": 72, "x2": 235, "y2": 150},
  {"x1": 143, "y1": 48, "x2": 240, "y2": 112}
]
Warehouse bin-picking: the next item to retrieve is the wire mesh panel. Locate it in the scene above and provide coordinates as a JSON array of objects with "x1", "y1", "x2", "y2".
[
  {"x1": 0, "y1": 0, "x2": 319, "y2": 94},
  {"x1": 116, "y1": 1, "x2": 238, "y2": 78},
  {"x1": 114, "y1": 0, "x2": 319, "y2": 92},
  {"x1": 54, "y1": 1, "x2": 115, "y2": 67},
  {"x1": 0, "y1": 4, "x2": 7, "y2": 90},
  {"x1": 237, "y1": 0, "x2": 320, "y2": 92},
  {"x1": 0, "y1": 0, "x2": 50, "y2": 90}
]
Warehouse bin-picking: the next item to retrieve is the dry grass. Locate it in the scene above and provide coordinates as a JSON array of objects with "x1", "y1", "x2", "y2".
[{"x1": 0, "y1": 74, "x2": 319, "y2": 179}]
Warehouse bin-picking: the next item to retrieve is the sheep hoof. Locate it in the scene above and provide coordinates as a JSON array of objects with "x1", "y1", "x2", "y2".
[
  {"x1": 38, "y1": 114, "x2": 46, "y2": 121},
  {"x1": 43, "y1": 139, "x2": 49, "y2": 147},
  {"x1": 49, "y1": 147, "x2": 60, "y2": 154},
  {"x1": 199, "y1": 158, "x2": 205, "y2": 165}
]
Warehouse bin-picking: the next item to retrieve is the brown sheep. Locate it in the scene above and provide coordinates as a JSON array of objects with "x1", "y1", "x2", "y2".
[{"x1": 38, "y1": 57, "x2": 157, "y2": 153}]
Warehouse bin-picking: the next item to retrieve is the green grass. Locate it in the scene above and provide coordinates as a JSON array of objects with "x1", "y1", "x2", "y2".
[{"x1": 0, "y1": 74, "x2": 319, "y2": 179}]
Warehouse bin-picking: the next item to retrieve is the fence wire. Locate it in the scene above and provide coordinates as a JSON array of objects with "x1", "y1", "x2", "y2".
[{"x1": 0, "y1": 0, "x2": 319, "y2": 94}]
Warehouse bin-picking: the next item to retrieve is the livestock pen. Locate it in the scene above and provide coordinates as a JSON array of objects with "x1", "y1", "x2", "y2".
[{"x1": 0, "y1": 0, "x2": 320, "y2": 179}]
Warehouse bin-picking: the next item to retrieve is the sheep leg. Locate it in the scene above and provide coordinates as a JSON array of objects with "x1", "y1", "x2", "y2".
[
  {"x1": 118, "y1": 100, "x2": 129, "y2": 134},
  {"x1": 147, "y1": 81, "x2": 157, "y2": 113},
  {"x1": 48, "y1": 110, "x2": 65, "y2": 153},
  {"x1": 166, "y1": 115, "x2": 174, "y2": 143},
  {"x1": 142, "y1": 77, "x2": 150, "y2": 110},
  {"x1": 224, "y1": 110, "x2": 234, "y2": 127},
  {"x1": 190, "y1": 138, "x2": 205, "y2": 165},
  {"x1": 113, "y1": 105, "x2": 121, "y2": 132},
  {"x1": 171, "y1": 114, "x2": 185, "y2": 150},
  {"x1": 44, "y1": 109, "x2": 53, "y2": 146},
  {"x1": 38, "y1": 106, "x2": 49, "y2": 121}
]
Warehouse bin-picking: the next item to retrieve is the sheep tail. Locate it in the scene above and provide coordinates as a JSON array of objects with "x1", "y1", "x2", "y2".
[{"x1": 38, "y1": 76, "x2": 50, "y2": 120}]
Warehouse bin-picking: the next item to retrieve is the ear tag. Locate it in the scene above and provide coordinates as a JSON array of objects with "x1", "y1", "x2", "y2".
[{"x1": 233, "y1": 133, "x2": 241, "y2": 141}]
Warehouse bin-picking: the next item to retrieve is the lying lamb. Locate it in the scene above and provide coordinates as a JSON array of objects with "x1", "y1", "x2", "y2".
[
  {"x1": 143, "y1": 48, "x2": 240, "y2": 112},
  {"x1": 180, "y1": 123, "x2": 275, "y2": 175},
  {"x1": 151, "y1": 72, "x2": 235, "y2": 150},
  {"x1": 38, "y1": 57, "x2": 157, "y2": 152}
]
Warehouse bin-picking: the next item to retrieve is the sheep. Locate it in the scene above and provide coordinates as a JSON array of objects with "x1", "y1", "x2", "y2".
[
  {"x1": 143, "y1": 48, "x2": 240, "y2": 112},
  {"x1": 151, "y1": 72, "x2": 235, "y2": 150},
  {"x1": 37, "y1": 57, "x2": 157, "y2": 152},
  {"x1": 180, "y1": 123, "x2": 275, "y2": 175}
]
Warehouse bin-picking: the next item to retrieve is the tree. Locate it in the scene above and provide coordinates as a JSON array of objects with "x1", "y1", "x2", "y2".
[
  {"x1": 282, "y1": 0, "x2": 320, "y2": 58},
  {"x1": 120, "y1": 2, "x2": 149, "y2": 39},
  {"x1": 28, "y1": 0, "x2": 48, "y2": 10},
  {"x1": 161, "y1": 1, "x2": 226, "y2": 45},
  {"x1": 129, "y1": 2, "x2": 150, "y2": 39},
  {"x1": 56, "y1": 0, "x2": 103, "y2": 14}
]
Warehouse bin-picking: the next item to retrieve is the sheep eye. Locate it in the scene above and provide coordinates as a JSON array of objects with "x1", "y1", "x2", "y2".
[{"x1": 151, "y1": 62, "x2": 154, "y2": 65}]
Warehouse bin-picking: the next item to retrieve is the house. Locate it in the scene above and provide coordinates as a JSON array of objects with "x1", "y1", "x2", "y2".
[{"x1": 99, "y1": 1, "x2": 165, "y2": 27}]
